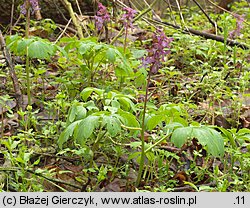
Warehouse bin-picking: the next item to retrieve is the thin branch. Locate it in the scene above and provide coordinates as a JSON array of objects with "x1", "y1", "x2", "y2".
[
  {"x1": 174, "y1": 0, "x2": 189, "y2": 32},
  {"x1": 0, "y1": 30, "x2": 23, "y2": 109},
  {"x1": 206, "y1": 0, "x2": 250, "y2": 26},
  {"x1": 60, "y1": 0, "x2": 83, "y2": 39},
  {"x1": 164, "y1": 0, "x2": 177, "y2": 26},
  {"x1": 192, "y1": 0, "x2": 221, "y2": 32},
  {"x1": 55, "y1": 18, "x2": 72, "y2": 44},
  {"x1": 148, "y1": 18, "x2": 249, "y2": 50},
  {"x1": 10, "y1": 0, "x2": 15, "y2": 35}
]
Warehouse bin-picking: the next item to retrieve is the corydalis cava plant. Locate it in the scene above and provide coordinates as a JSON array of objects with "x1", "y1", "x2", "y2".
[
  {"x1": 121, "y1": 7, "x2": 137, "y2": 53},
  {"x1": 136, "y1": 30, "x2": 173, "y2": 186},
  {"x1": 94, "y1": 2, "x2": 111, "y2": 31},
  {"x1": 229, "y1": 14, "x2": 245, "y2": 39},
  {"x1": 142, "y1": 30, "x2": 173, "y2": 73},
  {"x1": 20, "y1": 0, "x2": 40, "y2": 15},
  {"x1": 121, "y1": 7, "x2": 137, "y2": 29}
]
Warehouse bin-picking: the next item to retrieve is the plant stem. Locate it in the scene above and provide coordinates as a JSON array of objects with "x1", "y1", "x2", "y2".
[
  {"x1": 136, "y1": 70, "x2": 152, "y2": 187},
  {"x1": 90, "y1": 130, "x2": 107, "y2": 168},
  {"x1": 24, "y1": 0, "x2": 31, "y2": 107},
  {"x1": 25, "y1": 0, "x2": 31, "y2": 130},
  {"x1": 124, "y1": 27, "x2": 128, "y2": 53}
]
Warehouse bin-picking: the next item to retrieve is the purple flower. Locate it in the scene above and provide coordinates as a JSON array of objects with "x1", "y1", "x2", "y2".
[
  {"x1": 229, "y1": 14, "x2": 245, "y2": 39},
  {"x1": 121, "y1": 7, "x2": 137, "y2": 29},
  {"x1": 20, "y1": 0, "x2": 40, "y2": 15},
  {"x1": 141, "y1": 30, "x2": 173, "y2": 74},
  {"x1": 94, "y1": 3, "x2": 110, "y2": 31}
]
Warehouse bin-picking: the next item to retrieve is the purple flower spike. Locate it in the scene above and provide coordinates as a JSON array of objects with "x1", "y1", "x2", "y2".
[
  {"x1": 121, "y1": 7, "x2": 137, "y2": 29},
  {"x1": 94, "y1": 3, "x2": 110, "y2": 31},
  {"x1": 20, "y1": 0, "x2": 40, "y2": 15},
  {"x1": 142, "y1": 29, "x2": 173, "y2": 74},
  {"x1": 229, "y1": 14, "x2": 245, "y2": 39}
]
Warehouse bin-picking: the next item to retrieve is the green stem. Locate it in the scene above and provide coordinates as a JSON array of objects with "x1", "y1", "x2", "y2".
[
  {"x1": 145, "y1": 131, "x2": 172, "y2": 153},
  {"x1": 25, "y1": 48, "x2": 30, "y2": 106},
  {"x1": 136, "y1": 70, "x2": 152, "y2": 187},
  {"x1": 124, "y1": 28, "x2": 128, "y2": 53},
  {"x1": 90, "y1": 130, "x2": 107, "y2": 168},
  {"x1": 25, "y1": 0, "x2": 31, "y2": 106}
]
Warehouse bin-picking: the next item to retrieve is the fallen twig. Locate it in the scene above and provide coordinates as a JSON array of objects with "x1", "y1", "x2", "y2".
[
  {"x1": 148, "y1": 18, "x2": 249, "y2": 49},
  {"x1": 0, "y1": 167, "x2": 82, "y2": 190}
]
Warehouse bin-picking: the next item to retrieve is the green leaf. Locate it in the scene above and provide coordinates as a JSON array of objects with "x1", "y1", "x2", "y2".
[
  {"x1": 119, "y1": 111, "x2": 140, "y2": 128},
  {"x1": 204, "y1": 127, "x2": 224, "y2": 157},
  {"x1": 80, "y1": 87, "x2": 104, "y2": 101},
  {"x1": 75, "y1": 115, "x2": 100, "y2": 142},
  {"x1": 75, "y1": 105, "x2": 87, "y2": 120},
  {"x1": 106, "y1": 48, "x2": 116, "y2": 63},
  {"x1": 68, "y1": 104, "x2": 87, "y2": 123},
  {"x1": 131, "y1": 49, "x2": 147, "y2": 59},
  {"x1": 103, "y1": 115, "x2": 121, "y2": 137},
  {"x1": 146, "y1": 151, "x2": 155, "y2": 162},
  {"x1": 114, "y1": 50, "x2": 133, "y2": 75},
  {"x1": 16, "y1": 39, "x2": 33, "y2": 55},
  {"x1": 79, "y1": 42, "x2": 93, "y2": 55},
  {"x1": 58, "y1": 121, "x2": 81, "y2": 149},
  {"x1": 80, "y1": 88, "x2": 94, "y2": 101},
  {"x1": 28, "y1": 40, "x2": 55, "y2": 60},
  {"x1": 128, "y1": 151, "x2": 141, "y2": 161},
  {"x1": 147, "y1": 115, "x2": 165, "y2": 131},
  {"x1": 171, "y1": 126, "x2": 224, "y2": 157},
  {"x1": 171, "y1": 126, "x2": 193, "y2": 148},
  {"x1": 68, "y1": 105, "x2": 77, "y2": 123}
]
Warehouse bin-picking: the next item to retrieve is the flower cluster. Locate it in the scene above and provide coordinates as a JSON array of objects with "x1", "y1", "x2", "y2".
[
  {"x1": 121, "y1": 7, "x2": 137, "y2": 29},
  {"x1": 142, "y1": 30, "x2": 173, "y2": 74},
  {"x1": 229, "y1": 14, "x2": 245, "y2": 39},
  {"x1": 20, "y1": 0, "x2": 40, "y2": 15},
  {"x1": 94, "y1": 3, "x2": 110, "y2": 31}
]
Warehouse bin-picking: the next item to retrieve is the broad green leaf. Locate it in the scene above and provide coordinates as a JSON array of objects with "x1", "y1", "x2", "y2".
[
  {"x1": 147, "y1": 115, "x2": 165, "y2": 131},
  {"x1": 131, "y1": 49, "x2": 147, "y2": 59},
  {"x1": 106, "y1": 48, "x2": 116, "y2": 63},
  {"x1": 68, "y1": 106, "x2": 76, "y2": 123},
  {"x1": 171, "y1": 126, "x2": 193, "y2": 148},
  {"x1": 111, "y1": 100, "x2": 120, "y2": 109},
  {"x1": 79, "y1": 42, "x2": 93, "y2": 55},
  {"x1": 171, "y1": 126, "x2": 224, "y2": 157},
  {"x1": 130, "y1": 142, "x2": 141, "y2": 149},
  {"x1": 58, "y1": 120, "x2": 81, "y2": 149},
  {"x1": 164, "y1": 122, "x2": 184, "y2": 132},
  {"x1": 75, "y1": 115, "x2": 100, "y2": 142},
  {"x1": 84, "y1": 101, "x2": 99, "y2": 111},
  {"x1": 80, "y1": 88, "x2": 94, "y2": 101},
  {"x1": 217, "y1": 127, "x2": 236, "y2": 148},
  {"x1": 114, "y1": 50, "x2": 132, "y2": 72},
  {"x1": 119, "y1": 111, "x2": 140, "y2": 128},
  {"x1": 75, "y1": 105, "x2": 87, "y2": 121},
  {"x1": 6, "y1": 35, "x2": 22, "y2": 53},
  {"x1": 103, "y1": 115, "x2": 121, "y2": 137},
  {"x1": 104, "y1": 106, "x2": 118, "y2": 114},
  {"x1": 115, "y1": 66, "x2": 128, "y2": 77},
  {"x1": 117, "y1": 97, "x2": 136, "y2": 112},
  {"x1": 204, "y1": 127, "x2": 224, "y2": 157},
  {"x1": 28, "y1": 40, "x2": 55, "y2": 59},
  {"x1": 16, "y1": 39, "x2": 33, "y2": 54},
  {"x1": 128, "y1": 151, "x2": 140, "y2": 161}
]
